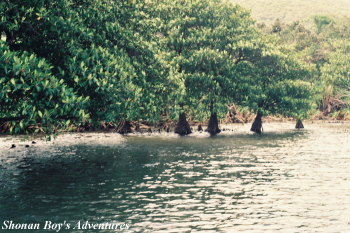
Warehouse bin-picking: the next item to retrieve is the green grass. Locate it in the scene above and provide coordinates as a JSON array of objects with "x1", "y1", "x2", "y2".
[{"x1": 230, "y1": 0, "x2": 350, "y2": 24}]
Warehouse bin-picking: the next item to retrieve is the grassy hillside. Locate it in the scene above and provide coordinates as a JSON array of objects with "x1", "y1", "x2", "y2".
[{"x1": 230, "y1": 0, "x2": 350, "y2": 24}]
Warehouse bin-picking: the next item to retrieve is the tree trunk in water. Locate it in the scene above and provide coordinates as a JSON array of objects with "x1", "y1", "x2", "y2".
[
  {"x1": 250, "y1": 111, "x2": 263, "y2": 134},
  {"x1": 295, "y1": 119, "x2": 304, "y2": 129},
  {"x1": 116, "y1": 120, "x2": 132, "y2": 134},
  {"x1": 206, "y1": 113, "x2": 221, "y2": 136},
  {"x1": 175, "y1": 113, "x2": 192, "y2": 136}
]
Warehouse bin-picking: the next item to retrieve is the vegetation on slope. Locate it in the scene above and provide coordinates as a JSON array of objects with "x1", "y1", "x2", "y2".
[
  {"x1": 230, "y1": 0, "x2": 350, "y2": 24},
  {"x1": 264, "y1": 16, "x2": 350, "y2": 119}
]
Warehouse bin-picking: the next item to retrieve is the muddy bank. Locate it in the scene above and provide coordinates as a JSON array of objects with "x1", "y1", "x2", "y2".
[
  {"x1": 1, "y1": 117, "x2": 349, "y2": 139},
  {"x1": 101, "y1": 119, "x2": 350, "y2": 135},
  {"x1": 2, "y1": 121, "x2": 350, "y2": 151}
]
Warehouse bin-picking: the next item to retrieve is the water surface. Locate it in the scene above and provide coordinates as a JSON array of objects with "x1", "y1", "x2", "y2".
[{"x1": 1, "y1": 122, "x2": 349, "y2": 232}]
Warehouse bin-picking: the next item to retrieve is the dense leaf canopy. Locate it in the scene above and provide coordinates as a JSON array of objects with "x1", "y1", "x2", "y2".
[{"x1": 3, "y1": 0, "x2": 343, "y2": 134}]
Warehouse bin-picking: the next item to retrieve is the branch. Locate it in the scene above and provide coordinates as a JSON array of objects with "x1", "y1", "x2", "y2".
[{"x1": 234, "y1": 49, "x2": 246, "y2": 65}]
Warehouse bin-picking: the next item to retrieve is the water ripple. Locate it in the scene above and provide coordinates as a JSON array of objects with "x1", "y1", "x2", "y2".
[{"x1": 0, "y1": 122, "x2": 350, "y2": 232}]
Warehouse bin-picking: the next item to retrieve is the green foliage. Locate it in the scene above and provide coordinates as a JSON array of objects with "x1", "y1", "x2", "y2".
[
  {"x1": 320, "y1": 43, "x2": 350, "y2": 110},
  {"x1": 0, "y1": 0, "x2": 325, "y2": 134},
  {"x1": 1, "y1": 0, "x2": 174, "y2": 129},
  {"x1": 0, "y1": 41, "x2": 87, "y2": 133},
  {"x1": 153, "y1": 0, "x2": 260, "y2": 118},
  {"x1": 274, "y1": 16, "x2": 350, "y2": 115},
  {"x1": 66, "y1": 45, "x2": 136, "y2": 123},
  {"x1": 238, "y1": 41, "x2": 315, "y2": 119},
  {"x1": 154, "y1": 0, "x2": 314, "y2": 121},
  {"x1": 314, "y1": 15, "x2": 334, "y2": 34}
]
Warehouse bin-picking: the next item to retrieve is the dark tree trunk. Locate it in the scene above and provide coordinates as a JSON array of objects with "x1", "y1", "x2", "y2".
[
  {"x1": 116, "y1": 120, "x2": 132, "y2": 134},
  {"x1": 206, "y1": 112, "x2": 221, "y2": 136},
  {"x1": 175, "y1": 113, "x2": 192, "y2": 136},
  {"x1": 250, "y1": 111, "x2": 263, "y2": 134},
  {"x1": 295, "y1": 119, "x2": 304, "y2": 129}
]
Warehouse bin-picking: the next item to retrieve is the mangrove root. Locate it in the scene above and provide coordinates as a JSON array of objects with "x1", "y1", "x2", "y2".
[
  {"x1": 175, "y1": 113, "x2": 192, "y2": 136},
  {"x1": 206, "y1": 113, "x2": 221, "y2": 136},
  {"x1": 116, "y1": 120, "x2": 132, "y2": 134},
  {"x1": 295, "y1": 119, "x2": 304, "y2": 129},
  {"x1": 250, "y1": 111, "x2": 263, "y2": 134}
]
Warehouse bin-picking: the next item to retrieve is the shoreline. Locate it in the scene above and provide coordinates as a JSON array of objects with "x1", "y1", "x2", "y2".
[
  {"x1": 0, "y1": 119, "x2": 349, "y2": 137},
  {"x1": 1, "y1": 121, "x2": 349, "y2": 150}
]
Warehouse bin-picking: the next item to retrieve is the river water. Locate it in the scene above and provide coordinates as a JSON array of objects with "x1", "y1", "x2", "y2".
[{"x1": 0, "y1": 122, "x2": 349, "y2": 232}]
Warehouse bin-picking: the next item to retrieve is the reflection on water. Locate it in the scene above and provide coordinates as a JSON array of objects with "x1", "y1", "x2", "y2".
[{"x1": 0, "y1": 123, "x2": 350, "y2": 232}]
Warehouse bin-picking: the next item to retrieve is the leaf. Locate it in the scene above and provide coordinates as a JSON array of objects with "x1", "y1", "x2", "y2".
[{"x1": 10, "y1": 78, "x2": 16, "y2": 86}]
